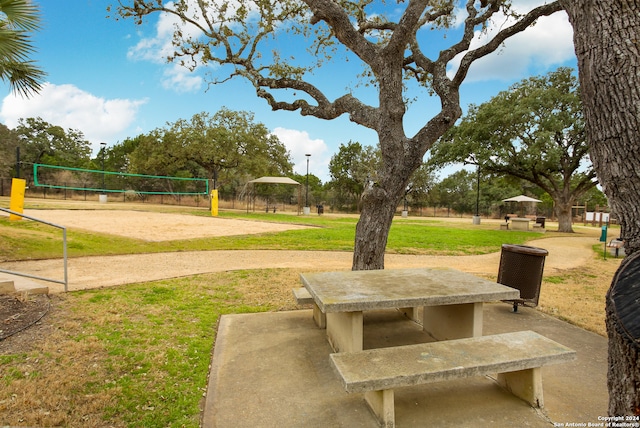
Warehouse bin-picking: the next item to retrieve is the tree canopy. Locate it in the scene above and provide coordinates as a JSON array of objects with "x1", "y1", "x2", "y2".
[
  {"x1": 14, "y1": 117, "x2": 92, "y2": 170},
  {"x1": 119, "y1": 109, "x2": 293, "y2": 196},
  {"x1": 429, "y1": 68, "x2": 596, "y2": 232},
  {"x1": 0, "y1": 123, "x2": 19, "y2": 177}
]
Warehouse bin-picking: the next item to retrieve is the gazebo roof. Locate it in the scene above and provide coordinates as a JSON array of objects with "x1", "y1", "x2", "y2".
[
  {"x1": 502, "y1": 194, "x2": 542, "y2": 203},
  {"x1": 248, "y1": 176, "x2": 301, "y2": 185}
]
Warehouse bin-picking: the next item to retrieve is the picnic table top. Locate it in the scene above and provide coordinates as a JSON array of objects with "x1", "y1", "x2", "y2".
[{"x1": 300, "y1": 267, "x2": 520, "y2": 313}]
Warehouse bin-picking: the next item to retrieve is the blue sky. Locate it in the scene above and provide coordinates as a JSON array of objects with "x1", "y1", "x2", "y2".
[{"x1": 0, "y1": 1, "x2": 577, "y2": 182}]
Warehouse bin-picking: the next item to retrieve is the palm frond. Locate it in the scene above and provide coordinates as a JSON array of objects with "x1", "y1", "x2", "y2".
[
  {"x1": 0, "y1": 0, "x2": 46, "y2": 97},
  {"x1": 0, "y1": 0, "x2": 42, "y2": 31}
]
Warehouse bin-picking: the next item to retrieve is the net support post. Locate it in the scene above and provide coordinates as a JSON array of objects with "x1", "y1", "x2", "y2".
[{"x1": 211, "y1": 190, "x2": 219, "y2": 216}]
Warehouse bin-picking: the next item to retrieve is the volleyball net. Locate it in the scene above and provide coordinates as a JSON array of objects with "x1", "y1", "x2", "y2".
[{"x1": 32, "y1": 163, "x2": 209, "y2": 196}]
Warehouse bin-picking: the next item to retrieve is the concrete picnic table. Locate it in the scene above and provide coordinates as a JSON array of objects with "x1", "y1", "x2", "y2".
[
  {"x1": 299, "y1": 267, "x2": 520, "y2": 353},
  {"x1": 510, "y1": 217, "x2": 531, "y2": 231}
]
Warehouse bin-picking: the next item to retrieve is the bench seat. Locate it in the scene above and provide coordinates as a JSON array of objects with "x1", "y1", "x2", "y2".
[
  {"x1": 292, "y1": 287, "x2": 314, "y2": 305},
  {"x1": 330, "y1": 330, "x2": 575, "y2": 427}
]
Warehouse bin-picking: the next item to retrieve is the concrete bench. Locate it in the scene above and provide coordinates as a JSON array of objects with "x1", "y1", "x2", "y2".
[
  {"x1": 292, "y1": 287, "x2": 326, "y2": 328},
  {"x1": 292, "y1": 287, "x2": 314, "y2": 305},
  {"x1": 330, "y1": 330, "x2": 575, "y2": 427}
]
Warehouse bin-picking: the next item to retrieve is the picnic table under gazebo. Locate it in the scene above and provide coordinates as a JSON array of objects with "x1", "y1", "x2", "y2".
[{"x1": 503, "y1": 195, "x2": 542, "y2": 230}]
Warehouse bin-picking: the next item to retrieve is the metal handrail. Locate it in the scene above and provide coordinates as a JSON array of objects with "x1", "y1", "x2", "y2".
[{"x1": 0, "y1": 207, "x2": 68, "y2": 292}]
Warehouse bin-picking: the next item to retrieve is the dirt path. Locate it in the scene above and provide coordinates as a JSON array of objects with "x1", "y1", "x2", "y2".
[{"x1": 2, "y1": 238, "x2": 598, "y2": 293}]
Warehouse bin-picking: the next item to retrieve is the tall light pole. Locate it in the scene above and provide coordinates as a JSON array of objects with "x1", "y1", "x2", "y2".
[
  {"x1": 472, "y1": 164, "x2": 481, "y2": 224},
  {"x1": 475, "y1": 164, "x2": 480, "y2": 217},
  {"x1": 465, "y1": 155, "x2": 481, "y2": 225},
  {"x1": 304, "y1": 153, "x2": 311, "y2": 215}
]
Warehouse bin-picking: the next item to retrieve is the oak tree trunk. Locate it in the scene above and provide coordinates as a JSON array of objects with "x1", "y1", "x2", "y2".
[
  {"x1": 554, "y1": 198, "x2": 575, "y2": 233},
  {"x1": 352, "y1": 157, "x2": 412, "y2": 270},
  {"x1": 562, "y1": 0, "x2": 640, "y2": 415},
  {"x1": 352, "y1": 185, "x2": 401, "y2": 270}
]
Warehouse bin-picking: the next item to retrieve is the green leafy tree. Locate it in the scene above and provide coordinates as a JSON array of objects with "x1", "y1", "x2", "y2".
[
  {"x1": 116, "y1": 0, "x2": 563, "y2": 270},
  {"x1": 429, "y1": 68, "x2": 594, "y2": 232},
  {"x1": 579, "y1": 186, "x2": 608, "y2": 212},
  {"x1": 128, "y1": 109, "x2": 293, "y2": 197},
  {"x1": 328, "y1": 141, "x2": 380, "y2": 212},
  {"x1": 404, "y1": 163, "x2": 437, "y2": 214},
  {"x1": 127, "y1": 128, "x2": 192, "y2": 194},
  {"x1": 292, "y1": 172, "x2": 323, "y2": 208},
  {"x1": 15, "y1": 117, "x2": 92, "y2": 178},
  {"x1": 91, "y1": 137, "x2": 144, "y2": 193},
  {"x1": 434, "y1": 170, "x2": 475, "y2": 216},
  {"x1": 171, "y1": 109, "x2": 293, "y2": 192},
  {"x1": 9, "y1": 117, "x2": 92, "y2": 191},
  {"x1": 95, "y1": 136, "x2": 140, "y2": 174},
  {"x1": 0, "y1": 123, "x2": 19, "y2": 177},
  {"x1": 0, "y1": 0, "x2": 46, "y2": 96}
]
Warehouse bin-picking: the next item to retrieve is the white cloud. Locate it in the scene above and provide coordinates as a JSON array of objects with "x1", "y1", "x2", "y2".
[
  {"x1": 161, "y1": 63, "x2": 203, "y2": 93},
  {"x1": 448, "y1": 3, "x2": 575, "y2": 82},
  {"x1": 128, "y1": 5, "x2": 190, "y2": 64},
  {"x1": 271, "y1": 127, "x2": 330, "y2": 181},
  {"x1": 0, "y1": 83, "x2": 147, "y2": 152}
]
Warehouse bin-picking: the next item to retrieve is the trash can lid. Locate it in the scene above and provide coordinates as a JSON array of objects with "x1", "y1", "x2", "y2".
[{"x1": 501, "y1": 244, "x2": 549, "y2": 256}]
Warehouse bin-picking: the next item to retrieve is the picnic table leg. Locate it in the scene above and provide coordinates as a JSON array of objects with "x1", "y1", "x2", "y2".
[
  {"x1": 364, "y1": 389, "x2": 395, "y2": 428},
  {"x1": 422, "y1": 302, "x2": 483, "y2": 341},
  {"x1": 399, "y1": 307, "x2": 419, "y2": 322},
  {"x1": 497, "y1": 367, "x2": 544, "y2": 408},
  {"x1": 312, "y1": 303, "x2": 326, "y2": 329},
  {"x1": 326, "y1": 311, "x2": 363, "y2": 353}
]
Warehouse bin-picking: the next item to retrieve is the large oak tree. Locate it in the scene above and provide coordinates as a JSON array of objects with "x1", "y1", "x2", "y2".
[
  {"x1": 429, "y1": 68, "x2": 595, "y2": 233},
  {"x1": 127, "y1": 109, "x2": 293, "y2": 192}
]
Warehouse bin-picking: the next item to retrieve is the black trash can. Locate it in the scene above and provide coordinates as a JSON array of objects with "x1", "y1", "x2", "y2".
[
  {"x1": 317, "y1": 205, "x2": 324, "y2": 215},
  {"x1": 497, "y1": 244, "x2": 548, "y2": 312}
]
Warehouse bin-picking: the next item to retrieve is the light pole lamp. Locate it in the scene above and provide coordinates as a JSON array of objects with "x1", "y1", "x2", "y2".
[{"x1": 305, "y1": 153, "x2": 311, "y2": 214}]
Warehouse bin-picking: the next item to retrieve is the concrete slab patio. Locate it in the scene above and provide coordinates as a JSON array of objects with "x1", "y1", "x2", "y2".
[{"x1": 203, "y1": 303, "x2": 608, "y2": 427}]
